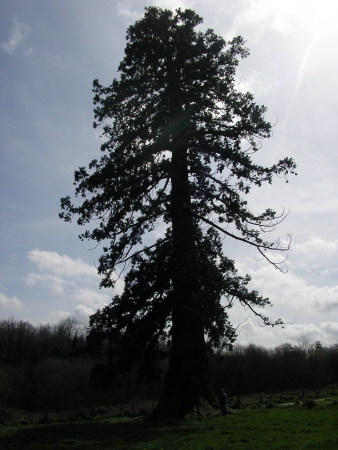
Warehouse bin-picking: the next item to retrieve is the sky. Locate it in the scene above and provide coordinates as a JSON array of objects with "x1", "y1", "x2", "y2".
[{"x1": 0, "y1": 0, "x2": 337, "y2": 348}]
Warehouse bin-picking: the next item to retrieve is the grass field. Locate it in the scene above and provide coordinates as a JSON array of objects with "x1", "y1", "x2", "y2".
[{"x1": 0, "y1": 400, "x2": 337, "y2": 449}]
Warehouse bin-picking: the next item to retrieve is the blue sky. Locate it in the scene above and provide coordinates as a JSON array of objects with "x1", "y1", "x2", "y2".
[{"x1": 1, "y1": 0, "x2": 337, "y2": 348}]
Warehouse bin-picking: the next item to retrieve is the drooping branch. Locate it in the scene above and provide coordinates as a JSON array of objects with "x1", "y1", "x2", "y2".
[{"x1": 193, "y1": 212, "x2": 292, "y2": 271}]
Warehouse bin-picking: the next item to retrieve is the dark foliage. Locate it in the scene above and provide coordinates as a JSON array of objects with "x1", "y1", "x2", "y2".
[{"x1": 87, "y1": 227, "x2": 277, "y2": 384}]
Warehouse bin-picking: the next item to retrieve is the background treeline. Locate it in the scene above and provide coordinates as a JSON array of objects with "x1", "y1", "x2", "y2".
[
  {"x1": 0, "y1": 317, "x2": 338, "y2": 411},
  {"x1": 211, "y1": 341, "x2": 338, "y2": 396}
]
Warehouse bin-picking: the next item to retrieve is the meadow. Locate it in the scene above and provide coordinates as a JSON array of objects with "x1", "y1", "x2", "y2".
[{"x1": 0, "y1": 398, "x2": 337, "y2": 450}]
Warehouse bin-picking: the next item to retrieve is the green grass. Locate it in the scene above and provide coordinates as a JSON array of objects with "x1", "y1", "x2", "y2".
[{"x1": 1, "y1": 401, "x2": 337, "y2": 449}]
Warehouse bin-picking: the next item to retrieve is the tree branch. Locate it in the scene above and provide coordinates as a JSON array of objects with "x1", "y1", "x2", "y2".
[
  {"x1": 193, "y1": 212, "x2": 292, "y2": 272},
  {"x1": 119, "y1": 238, "x2": 170, "y2": 264}
]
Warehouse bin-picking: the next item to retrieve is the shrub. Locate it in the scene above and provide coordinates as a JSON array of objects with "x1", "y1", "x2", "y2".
[{"x1": 304, "y1": 399, "x2": 316, "y2": 409}]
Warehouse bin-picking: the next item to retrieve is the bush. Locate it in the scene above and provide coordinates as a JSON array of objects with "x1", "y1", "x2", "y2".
[
  {"x1": 95, "y1": 406, "x2": 108, "y2": 415},
  {"x1": 304, "y1": 399, "x2": 316, "y2": 409},
  {"x1": 265, "y1": 404, "x2": 275, "y2": 409}
]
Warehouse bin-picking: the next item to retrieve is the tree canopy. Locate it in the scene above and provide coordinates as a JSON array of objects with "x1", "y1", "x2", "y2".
[{"x1": 60, "y1": 6, "x2": 296, "y2": 419}]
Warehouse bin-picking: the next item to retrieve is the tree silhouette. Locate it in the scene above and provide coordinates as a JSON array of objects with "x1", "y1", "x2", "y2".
[{"x1": 60, "y1": 7, "x2": 296, "y2": 419}]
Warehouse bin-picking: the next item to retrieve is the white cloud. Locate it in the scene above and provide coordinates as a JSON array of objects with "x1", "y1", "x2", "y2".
[
  {"x1": 234, "y1": 317, "x2": 338, "y2": 347},
  {"x1": 235, "y1": 318, "x2": 275, "y2": 344},
  {"x1": 296, "y1": 238, "x2": 338, "y2": 260},
  {"x1": 149, "y1": 0, "x2": 194, "y2": 10},
  {"x1": 1, "y1": 19, "x2": 31, "y2": 55},
  {"x1": 225, "y1": 0, "x2": 293, "y2": 41},
  {"x1": 49, "y1": 282, "x2": 65, "y2": 295},
  {"x1": 25, "y1": 273, "x2": 66, "y2": 295},
  {"x1": 282, "y1": 323, "x2": 322, "y2": 344},
  {"x1": 117, "y1": 1, "x2": 142, "y2": 21},
  {"x1": 226, "y1": 0, "x2": 337, "y2": 40},
  {"x1": 71, "y1": 288, "x2": 110, "y2": 309},
  {"x1": 320, "y1": 322, "x2": 338, "y2": 341},
  {"x1": 234, "y1": 255, "x2": 338, "y2": 315},
  {"x1": 0, "y1": 292, "x2": 25, "y2": 311},
  {"x1": 280, "y1": 322, "x2": 338, "y2": 346},
  {"x1": 287, "y1": 238, "x2": 338, "y2": 285},
  {"x1": 227, "y1": 235, "x2": 338, "y2": 346},
  {"x1": 314, "y1": 290, "x2": 338, "y2": 314},
  {"x1": 25, "y1": 249, "x2": 124, "y2": 321},
  {"x1": 26, "y1": 249, "x2": 124, "y2": 298},
  {"x1": 74, "y1": 304, "x2": 94, "y2": 324},
  {"x1": 27, "y1": 249, "x2": 99, "y2": 279}
]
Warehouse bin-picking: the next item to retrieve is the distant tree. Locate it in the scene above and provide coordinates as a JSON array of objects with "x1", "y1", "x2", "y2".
[
  {"x1": 60, "y1": 7, "x2": 296, "y2": 418},
  {"x1": 0, "y1": 317, "x2": 86, "y2": 364},
  {"x1": 34, "y1": 358, "x2": 91, "y2": 410},
  {"x1": 0, "y1": 318, "x2": 35, "y2": 364},
  {"x1": 0, "y1": 368, "x2": 12, "y2": 407},
  {"x1": 326, "y1": 344, "x2": 338, "y2": 383}
]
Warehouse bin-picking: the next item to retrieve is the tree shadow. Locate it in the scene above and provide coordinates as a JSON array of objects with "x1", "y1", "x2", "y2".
[{"x1": 0, "y1": 417, "x2": 203, "y2": 449}]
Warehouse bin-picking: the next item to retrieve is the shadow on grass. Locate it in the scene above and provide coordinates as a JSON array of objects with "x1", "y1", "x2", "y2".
[
  {"x1": 0, "y1": 417, "x2": 205, "y2": 450},
  {"x1": 2, "y1": 404, "x2": 338, "y2": 450}
]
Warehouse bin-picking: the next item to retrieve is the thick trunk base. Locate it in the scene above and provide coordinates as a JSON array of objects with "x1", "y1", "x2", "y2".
[
  {"x1": 147, "y1": 395, "x2": 220, "y2": 421},
  {"x1": 146, "y1": 365, "x2": 221, "y2": 420},
  {"x1": 146, "y1": 397, "x2": 221, "y2": 420},
  {"x1": 151, "y1": 398, "x2": 221, "y2": 420}
]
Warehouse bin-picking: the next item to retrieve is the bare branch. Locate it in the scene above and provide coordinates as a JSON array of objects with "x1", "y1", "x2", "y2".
[
  {"x1": 234, "y1": 312, "x2": 251, "y2": 331},
  {"x1": 256, "y1": 247, "x2": 288, "y2": 273}
]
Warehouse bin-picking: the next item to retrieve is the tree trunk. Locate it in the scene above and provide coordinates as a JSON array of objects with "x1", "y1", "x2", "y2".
[
  {"x1": 148, "y1": 128, "x2": 220, "y2": 420},
  {"x1": 149, "y1": 322, "x2": 220, "y2": 419}
]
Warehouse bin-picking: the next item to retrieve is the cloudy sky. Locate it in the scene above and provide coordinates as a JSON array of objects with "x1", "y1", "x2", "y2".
[{"x1": 1, "y1": 0, "x2": 337, "y2": 348}]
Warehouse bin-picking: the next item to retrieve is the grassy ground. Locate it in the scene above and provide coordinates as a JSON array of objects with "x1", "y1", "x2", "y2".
[{"x1": 0, "y1": 400, "x2": 337, "y2": 449}]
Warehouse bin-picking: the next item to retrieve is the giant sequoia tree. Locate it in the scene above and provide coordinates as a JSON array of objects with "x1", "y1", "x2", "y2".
[{"x1": 60, "y1": 7, "x2": 296, "y2": 419}]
